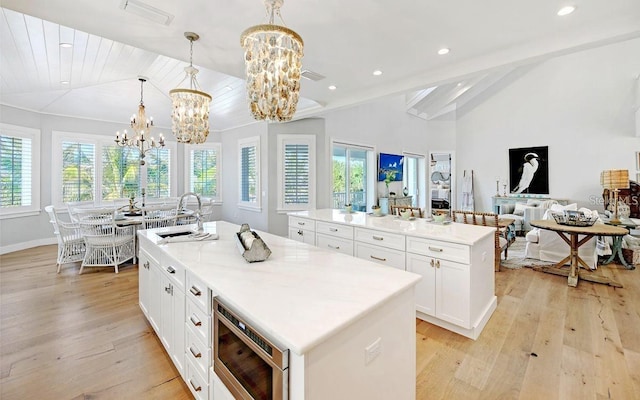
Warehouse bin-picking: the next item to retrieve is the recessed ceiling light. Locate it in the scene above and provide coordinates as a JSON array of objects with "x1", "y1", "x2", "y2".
[
  {"x1": 557, "y1": 6, "x2": 576, "y2": 16},
  {"x1": 328, "y1": 85, "x2": 337, "y2": 90},
  {"x1": 60, "y1": 81, "x2": 70, "y2": 85},
  {"x1": 438, "y1": 48, "x2": 450, "y2": 55},
  {"x1": 59, "y1": 43, "x2": 73, "y2": 48},
  {"x1": 225, "y1": 85, "x2": 233, "y2": 91},
  {"x1": 373, "y1": 70, "x2": 383, "y2": 76}
]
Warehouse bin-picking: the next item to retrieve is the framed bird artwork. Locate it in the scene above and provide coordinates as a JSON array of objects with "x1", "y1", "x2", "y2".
[{"x1": 508, "y1": 146, "x2": 549, "y2": 195}]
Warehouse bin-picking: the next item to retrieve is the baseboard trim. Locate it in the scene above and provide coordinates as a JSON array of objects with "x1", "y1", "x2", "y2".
[{"x1": 1, "y1": 237, "x2": 57, "y2": 255}]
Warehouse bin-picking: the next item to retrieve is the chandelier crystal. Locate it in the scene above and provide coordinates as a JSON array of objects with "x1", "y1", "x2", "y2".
[
  {"x1": 241, "y1": 0, "x2": 304, "y2": 122},
  {"x1": 115, "y1": 77, "x2": 165, "y2": 166},
  {"x1": 169, "y1": 32, "x2": 212, "y2": 144}
]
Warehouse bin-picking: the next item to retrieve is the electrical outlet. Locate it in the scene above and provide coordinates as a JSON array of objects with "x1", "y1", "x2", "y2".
[{"x1": 365, "y1": 337, "x2": 382, "y2": 364}]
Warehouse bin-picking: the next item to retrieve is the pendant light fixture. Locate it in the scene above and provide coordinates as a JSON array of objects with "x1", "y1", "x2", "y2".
[
  {"x1": 115, "y1": 77, "x2": 165, "y2": 165},
  {"x1": 169, "y1": 32, "x2": 212, "y2": 144},
  {"x1": 241, "y1": 0, "x2": 304, "y2": 122}
]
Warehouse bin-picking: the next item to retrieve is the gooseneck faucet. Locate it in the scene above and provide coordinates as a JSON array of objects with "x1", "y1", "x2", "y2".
[{"x1": 177, "y1": 192, "x2": 203, "y2": 232}]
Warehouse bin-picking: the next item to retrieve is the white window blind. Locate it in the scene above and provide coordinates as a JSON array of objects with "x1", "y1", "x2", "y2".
[
  {"x1": 101, "y1": 146, "x2": 140, "y2": 200},
  {"x1": 0, "y1": 135, "x2": 32, "y2": 207},
  {"x1": 190, "y1": 147, "x2": 219, "y2": 198},
  {"x1": 0, "y1": 124, "x2": 40, "y2": 218},
  {"x1": 277, "y1": 134, "x2": 315, "y2": 211},
  {"x1": 146, "y1": 148, "x2": 171, "y2": 199},
  {"x1": 61, "y1": 141, "x2": 95, "y2": 202},
  {"x1": 238, "y1": 137, "x2": 260, "y2": 210}
]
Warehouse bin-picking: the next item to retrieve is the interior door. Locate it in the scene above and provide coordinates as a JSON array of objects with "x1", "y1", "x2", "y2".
[{"x1": 428, "y1": 151, "x2": 454, "y2": 216}]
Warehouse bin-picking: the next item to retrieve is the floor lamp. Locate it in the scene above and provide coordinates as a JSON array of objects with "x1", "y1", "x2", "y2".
[{"x1": 600, "y1": 169, "x2": 629, "y2": 224}]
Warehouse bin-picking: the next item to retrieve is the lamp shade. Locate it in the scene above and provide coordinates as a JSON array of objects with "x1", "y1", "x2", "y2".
[{"x1": 600, "y1": 169, "x2": 629, "y2": 190}]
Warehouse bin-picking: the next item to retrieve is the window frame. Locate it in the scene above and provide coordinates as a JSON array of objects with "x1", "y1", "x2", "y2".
[
  {"x1": 330, "y1": 139, "x2": 376, "y2": 212},
  {"x1": 238, "y1": 136, "x2": 261, "y2": 212},
  {"x1": 0, "y1": 123, "x2": 41, "y2": 219},
  {"x1": 52, "y1": 130, "x2": 177, "y2": 208},
  {"x1": 277, "y1": 134, "x2": 315, "y2": 212},
  {"x1": 184, "y1": 142, "x2": 222, "y2": 203}
]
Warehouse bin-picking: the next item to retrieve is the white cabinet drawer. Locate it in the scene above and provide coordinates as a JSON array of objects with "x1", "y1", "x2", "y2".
[
  {"x1": 185, "y1": 356, "x2": 208, "y2": 400},
  {"x1": 316, "y1": 221, "x2": 354, "y2": 239},
  {"x1": 355, "y1": 242, "x2": 406, "y2": 270},
  {"x1": 288, "y1": 227, "x2": 316, "y2": 245},
  {"x1": 185, "y1": 324, "x2": 211, "y2": 380},
  {"x1": 186, "y1": 297, "x2": 211, "y2": 346},
  {"x1": 289, "y1": 216, "x2": 315, "y2": 231},
  {"x1": 406, "y1": 236, "x2": 470, "y2": 264},
  {"x1": 355, "y1": 228, "x2": 405, "y2": 251},
  {"x1": 160, "y1": 254, "x2": 185, "y2": 292},
  {"x1": 316, "y1": 233, "x2": 354, "y2": 256},
  {"x1": 186, "y1": 271, "x2": 211, "y2": 314}
]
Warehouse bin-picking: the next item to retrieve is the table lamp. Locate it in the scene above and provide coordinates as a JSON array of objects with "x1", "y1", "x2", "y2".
[{"x1": 600, "y1": 169, "x2": 629, "y2": 224}]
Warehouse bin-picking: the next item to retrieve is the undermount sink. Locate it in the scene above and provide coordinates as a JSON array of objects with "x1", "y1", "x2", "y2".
[{"x1": 156, "y1": 231, "x2": 193, "y2": 239}]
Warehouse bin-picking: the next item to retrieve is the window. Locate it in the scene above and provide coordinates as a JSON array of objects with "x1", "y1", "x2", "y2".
[
  {"x1": 0, "y1": 124, "x2": 40, "y2": 218},
  {"x1": 238, "y1": 136, "x2": 260, "y2": 210},
  {"x1": 146, "y1": 148, "x2": 171, "y2": 199},
  {"x1": 186, "y1": 143, "x2": 221, "y2": 202},
  {"x1": 61, "y1": 141, "x2": 95, "y2": 202},
  {"x1": 277, "y1": 135, "x2": 315, "y2": 211},
  {"x1": 52, "y1": 131, "x2": 176, "y2": 207},
  {"x1": 402, "y1": 152, "x2": 426, "y2": 209},
  {"x1": 331, "y1": 141, "x2": 376, "y2": 211}
]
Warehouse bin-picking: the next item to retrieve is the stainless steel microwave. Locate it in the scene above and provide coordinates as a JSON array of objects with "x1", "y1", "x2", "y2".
[{"x1": 213, "y1": 299, "x2": 289, "y2": 400}]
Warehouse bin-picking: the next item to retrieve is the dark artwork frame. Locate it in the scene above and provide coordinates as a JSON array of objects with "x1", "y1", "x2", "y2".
[
  {"x1": 378, "y1": 153, "x2": 404, "y2": 181},
  {"x1": 509, "y1": 146, "x2": 549, "y2": 195}
]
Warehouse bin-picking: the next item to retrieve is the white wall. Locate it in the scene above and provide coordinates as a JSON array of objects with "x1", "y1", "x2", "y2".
[{"x1": 456, "y1": 37, "x2": 640, "y2": 212}]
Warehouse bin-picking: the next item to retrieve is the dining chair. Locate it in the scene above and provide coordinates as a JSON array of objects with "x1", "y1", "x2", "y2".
[
  {"x1": 390, "y1": 205, "x2": 423, "y2": 218},
  {"x1": 75, "y1": 207, "x2": 136, "y2": 274},
  {"x1": 452, "y1": 210, "x2": 509, "y2": 272},
  {"x1": 141, "y1": 204, "x2": 177, "y2": 229},
  {"x1": 45, "y1": 205, "x2": 85, "y2": 273},
  {"x1": 66, "y1": 200, "x2": 94, "y2": 223}
]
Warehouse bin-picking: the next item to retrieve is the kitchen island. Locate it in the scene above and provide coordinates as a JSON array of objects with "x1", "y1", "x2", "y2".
[
  {"x1": 289, "y1": 209, "x2": 497, "y2": 340},
  {"x1": 138, "y1": 221, "x2": 421, "y2": 400}
]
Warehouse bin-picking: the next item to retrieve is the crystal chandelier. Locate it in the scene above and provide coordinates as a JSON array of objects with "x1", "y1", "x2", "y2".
[
  {"x1": 169, "y1": 32, "x2": 212, "y2": 144},
  {"x1": 115, "y1": 77, "x2": 165, "y2": 166},
  {"x1": 241, "y1": 0, "x2": 304, "y2": 122}
]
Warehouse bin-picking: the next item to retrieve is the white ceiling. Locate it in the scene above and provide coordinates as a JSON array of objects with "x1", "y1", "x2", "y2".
[{"x1": 1, "y1": 0, "x2": 639, "y2": 133}]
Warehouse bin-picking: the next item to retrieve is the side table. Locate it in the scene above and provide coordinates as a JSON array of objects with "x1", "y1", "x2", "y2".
[{"x1": 601, "y1": 217, "x2": 637, "y2": 270}]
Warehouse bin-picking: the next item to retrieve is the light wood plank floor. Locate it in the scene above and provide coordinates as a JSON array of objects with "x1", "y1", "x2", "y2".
[{"x1": 1, "y1": 245, "x2": 639, "y2": 399}]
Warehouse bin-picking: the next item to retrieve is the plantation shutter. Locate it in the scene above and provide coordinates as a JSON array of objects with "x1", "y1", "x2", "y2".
[
  {"x1": 101, "y1": 146, "x2": 140, "y2": 200},
  {"x1": 61, "y1": 141, "x2": 95, "y2": 202},
  {"x1": 241, "y1": 145, "x2": 256, "y2": 202},
  {"x1": 0, "y1": 135, "x2": 32, "y2": 207},
  {"x1": 283, "y1": 143, "x2": 310, "y2": 205},
  {"x1": 146, "y1": 148, "x2": 171, "y2": 198},
  {"x1": 190, "y1": 148, "x2": 218, "y2": 197}
]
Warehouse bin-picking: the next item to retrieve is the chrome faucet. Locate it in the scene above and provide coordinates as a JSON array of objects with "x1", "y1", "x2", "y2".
[{"x1": 177, "y1": 192, "x2": 203, "y2": 232}]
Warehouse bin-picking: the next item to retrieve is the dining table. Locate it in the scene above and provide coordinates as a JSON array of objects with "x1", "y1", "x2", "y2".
[{"x1": 529, "y1": 219, "x2": 628, "y2": 287}]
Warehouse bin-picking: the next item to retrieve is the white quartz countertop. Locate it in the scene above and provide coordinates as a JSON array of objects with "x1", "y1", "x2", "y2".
[
  {"x1": 138, "y1": 221, "x2": 421, "y2": 355},
  {"x1": 290, "y1": 209, "x2": 495, "y2": 245}
]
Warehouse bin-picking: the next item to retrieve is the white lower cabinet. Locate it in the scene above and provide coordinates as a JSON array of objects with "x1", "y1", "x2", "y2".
[
  {"x1": 288, "y1": 216, "x2": 316, "y2": 245},
  {"x1": 185, "y1": 270, "x2": 213, "y2": 399},
  {"x1": 316, "y1": 233, "x2": 354, "y2": 256},
  {"x1": 138, "y1": 248, "x2": 161, "y2": 333},
  {"x1": 160, "y1": 272, "x2": 185, "y2": 375},
  {"x1": 355, "y1": 242, "x2": 405, "y2": 270},
  {"x1": 406, "y1": 252, "x2": 470, "y2": 327}
]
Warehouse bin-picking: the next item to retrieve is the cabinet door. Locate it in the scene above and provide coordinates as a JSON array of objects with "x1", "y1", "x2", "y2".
[
  {"x1": 406, "y1": 253, "x2": 436, "y2": 316},
  {"x1": 147, "y1": 262, "x2": 162, "y2": 334},
  {"x1": 435, "y1": 259, "x2": 470, "y2": 328},
  {"x1": 138, "y1": 251, "x2": 152, "y2": 318},
  {"x1": 160, "y1": 274, "x2": 174, "y2": 353},
  {"x1": 172, "y1": 287, "x2": 185, "y2": 377},
  {"x1": 160, "y1": 275, "x2": 186, "y2": 377},
  {"x1": 288, "y1": 227, "x2": 315, "y2": 245}
]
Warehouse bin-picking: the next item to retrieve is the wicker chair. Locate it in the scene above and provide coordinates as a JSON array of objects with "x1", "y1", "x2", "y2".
[
  {"x1": 389, "y1": 205, "x2": 423, "y2": 218},
  {"x1": 141, "y1": 204, "x2": 177, "y2": 229},
  {"x1": 452, "y1": 210, "x2": 510, "y2": 272},
  {"x1": 45, "y1": 205, "x2": 85, "y2": 273},
  {"x1": 75, "y1": 208, "x2": 136, "y2": 274}
]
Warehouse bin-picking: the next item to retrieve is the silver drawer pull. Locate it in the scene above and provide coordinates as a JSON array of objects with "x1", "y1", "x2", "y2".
[
  {"x1": 189, "y1": 315, "x2": 202, "y2": 327},
  {"x1": 328, "y1": 244, "x2": 340, "y2": 250},
  {"x1": 436, "y1": 260, "x2": 441, "y2": 268},
  {"x1": 166, "y1": 266, "x2": 176, "y2": 274},
  {"x1": 189, "y1": 379, "x2": 202, "y2": 392},
  {"x1": 372, "y1": 235, "x2": 384, "y2": 241},
  {"x1": 329, "y1": 227, "x2": 338, "y2": 232},
  {"x1": 297, "y1": 230, "x2": 303, "y2": 235},
  {"x1": 297, "y1": 221, "x2": 305, "y2": 226},
  {"x1": 370, "y1": 255, "x2": 387, "y2": 262},
  {"x1": 143, "y1": 261, "x2": 150, "y2": 269},
  {"x1": 428, "y1": 246, "x2": 443, "y2": 252},
  {"x1": 190, "y1": 286, "x2": 202, "y2": 296},
  {"x1": 430, "y1": 259, "x2": 435, "y2": 267},
  {"x1": 189, "y1": 346, "x2": 202, "y2": 358}
]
